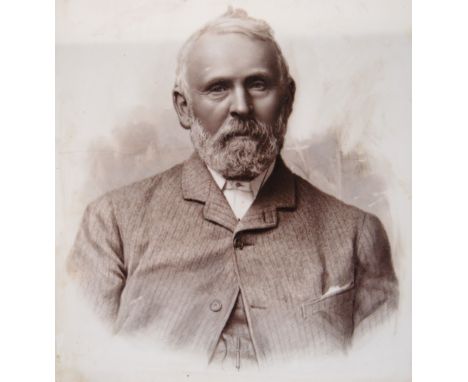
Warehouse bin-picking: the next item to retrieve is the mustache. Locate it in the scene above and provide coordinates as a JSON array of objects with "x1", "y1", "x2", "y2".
[{"x1": 215, "y1": 118, "x2": 271, "y2": 144}]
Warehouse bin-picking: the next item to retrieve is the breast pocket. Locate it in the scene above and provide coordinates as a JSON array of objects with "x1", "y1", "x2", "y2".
[
  {"x1": 299, "y1": 286, "x2": 355, "y2": 349},
  {"x1": 301, "y1": 285, "x2": 355, "y2": 320}
]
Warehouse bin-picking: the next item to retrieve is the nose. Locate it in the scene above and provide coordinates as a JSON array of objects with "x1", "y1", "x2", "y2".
[{"x1": 230, "y1": 86, "x2": 251, "y2": 118}]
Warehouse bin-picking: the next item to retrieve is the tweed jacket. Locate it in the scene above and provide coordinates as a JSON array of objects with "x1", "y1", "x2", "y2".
[{"x1": 68, "y1": 153, "x2": 398, "y2": 365}]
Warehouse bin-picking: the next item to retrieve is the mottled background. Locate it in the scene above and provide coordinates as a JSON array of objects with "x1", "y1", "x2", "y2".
[{"x1": 56, "y1": 0, "x2": 411, "y2": 381}]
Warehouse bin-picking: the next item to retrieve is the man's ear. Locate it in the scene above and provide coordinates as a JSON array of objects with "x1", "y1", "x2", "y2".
[
  {"x1": 173, "y1": 90, "x2": 192, "y2": 129},
  {"x1": 283, "y1": 78, "x2": 296, "y2": 119}
]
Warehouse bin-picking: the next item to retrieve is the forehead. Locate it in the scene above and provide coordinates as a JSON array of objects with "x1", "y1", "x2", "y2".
[{"x1": 186, "y1": 32, "x2": 281, "y2": 87}]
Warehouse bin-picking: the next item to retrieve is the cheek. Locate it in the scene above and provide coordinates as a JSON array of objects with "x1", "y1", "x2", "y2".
[
  {"x1": 253, "y1": 93, "x2": 284, "y2": 123},
  {"x1": 191, "y1": 98, "x2": 229, "y2": 135}
]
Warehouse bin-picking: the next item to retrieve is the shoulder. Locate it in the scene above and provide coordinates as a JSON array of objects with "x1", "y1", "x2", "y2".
[
  {"x1": 86, "y1": 161, "x2": 185, "y2": 217},
  {"x1": 291, "y1": 171, "x2": 389, "y2": 250},
  {"x1": 290, "y1": 169, "x2": 388, "y2": 239},
  {"x1": 293, "y1": 173, "x2": 367, "y2": 222}
]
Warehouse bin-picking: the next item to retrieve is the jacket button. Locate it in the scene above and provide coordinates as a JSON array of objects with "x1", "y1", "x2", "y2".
[
  {"x1": 233, "y1": 237, "x2": 244, "y2": 250},
  {"x1": 210, "y1": 299, "x2": 222, "y2": 312}
]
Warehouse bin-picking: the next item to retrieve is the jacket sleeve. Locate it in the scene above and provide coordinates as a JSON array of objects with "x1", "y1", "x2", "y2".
[
  {"x1": 353, "y1": 213, "x2": 398, "y2": 333},
  {"x1": 67, "y1": 195, "x2": 126, "y2": 322}
]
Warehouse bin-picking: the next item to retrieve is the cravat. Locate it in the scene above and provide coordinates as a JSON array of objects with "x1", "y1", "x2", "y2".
[{"x1": 223, "y1": 181, "x2": 254, "y2": 220}]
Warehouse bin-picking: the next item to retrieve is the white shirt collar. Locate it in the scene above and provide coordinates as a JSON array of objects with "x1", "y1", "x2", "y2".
[{"x1": 207, "y1": 160, "x2": 276, "y2": 198}]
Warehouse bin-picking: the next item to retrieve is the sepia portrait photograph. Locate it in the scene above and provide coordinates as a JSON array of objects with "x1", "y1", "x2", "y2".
[{"x1": 56, "y1": 0, "x2": 411, "y2": 381}]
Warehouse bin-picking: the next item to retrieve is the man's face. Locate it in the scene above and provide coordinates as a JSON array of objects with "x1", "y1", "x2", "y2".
[
  {"x1": 186, "y1": 32, "x2": 286, "y2": 135},
  {"x1": 176, "y1": 32, "x2": 293, "y2": 180}
]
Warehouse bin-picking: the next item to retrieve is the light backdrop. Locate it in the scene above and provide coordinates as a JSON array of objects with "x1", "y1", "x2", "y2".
[{"x1": 56, "y1": 1, "x2": 411, "y2": 381}]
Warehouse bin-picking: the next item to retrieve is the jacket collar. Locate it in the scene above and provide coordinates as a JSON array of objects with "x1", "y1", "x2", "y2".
[{"x1": 182, "y1": 152, "x2": 296, "y2": 233}]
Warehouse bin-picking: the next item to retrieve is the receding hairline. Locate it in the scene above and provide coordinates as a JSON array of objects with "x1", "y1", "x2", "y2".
[
  {"x1": 185, "y1": 31, "x2": 282, "y2": 72},
  {"x1": 174, "y1": 11, "x2": 293, "y2": 97}
]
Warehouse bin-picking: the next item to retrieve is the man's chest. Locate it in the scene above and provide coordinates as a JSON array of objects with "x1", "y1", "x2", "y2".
[{"x1": 116, "y1": 204, "x2": 356, "y2": 327}]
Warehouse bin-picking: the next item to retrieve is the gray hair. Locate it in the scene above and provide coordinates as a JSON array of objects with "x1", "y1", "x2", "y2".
[{"x1": 174, "y1": 8, "x2": 293, "y2": 99}]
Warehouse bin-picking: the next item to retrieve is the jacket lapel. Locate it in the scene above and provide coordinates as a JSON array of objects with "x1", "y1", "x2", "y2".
[
  {"x1": 235, "y1": 157, "x2": 296, "y2": 234},
  {"x1": 182, "y1": 153, "x2": 238, "y2": 232},
  {"x1": 181, "y1": 153, "x2": 296, "y2": 233}
]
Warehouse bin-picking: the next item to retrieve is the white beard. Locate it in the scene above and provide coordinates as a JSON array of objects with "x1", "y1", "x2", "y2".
[{"x1": 189, "y1": 113, "x2": 287, "y2": 180}]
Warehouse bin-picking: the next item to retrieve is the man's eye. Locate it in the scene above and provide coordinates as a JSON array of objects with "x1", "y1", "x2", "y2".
[
  {"x1": 208, "y1": 84, "x2": 228, "y2": 93},
  {"x1": 249, "y1": 81, "x2": 267, "y2": 91}
]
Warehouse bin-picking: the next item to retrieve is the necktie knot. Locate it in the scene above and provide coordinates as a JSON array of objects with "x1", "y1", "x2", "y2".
[{"x1": 224, "y1": 180, "x2": 252, "y2": 193}]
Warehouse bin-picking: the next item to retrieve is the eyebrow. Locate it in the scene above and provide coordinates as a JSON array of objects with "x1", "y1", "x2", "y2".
[{"x1": 200, "y1": 70, "x2": 276, "y2": 88}]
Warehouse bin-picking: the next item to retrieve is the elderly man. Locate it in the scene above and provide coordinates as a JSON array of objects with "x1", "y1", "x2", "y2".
[{"x1": 68, "y1": 9, "x2": 398, "y2": 369}]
